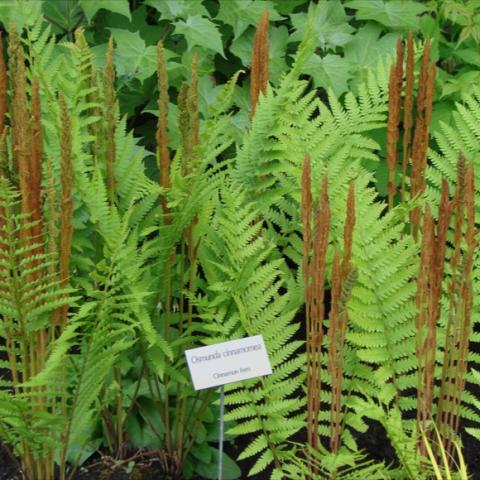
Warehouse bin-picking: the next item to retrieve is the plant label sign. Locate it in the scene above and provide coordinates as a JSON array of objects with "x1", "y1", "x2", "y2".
[{"x1": 185, "y1": 335, "x2": 272, "y2": 390}]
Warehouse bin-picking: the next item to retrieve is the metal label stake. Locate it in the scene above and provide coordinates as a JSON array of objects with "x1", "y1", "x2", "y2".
[
  {"x1": 184, "y1": 336, "x2": 272, "y2": 480},
  {"x1": 218, "y1": 385, "x2": 225, "y2": 480}
]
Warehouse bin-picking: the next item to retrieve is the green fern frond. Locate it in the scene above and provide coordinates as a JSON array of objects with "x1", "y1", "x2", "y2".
[{"x1": 196, "y1": 184, "x2": 304, "y2": 476}]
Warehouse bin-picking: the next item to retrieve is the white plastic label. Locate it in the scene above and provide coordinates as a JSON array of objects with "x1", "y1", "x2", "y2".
[{"x1": 184, "y1": 335, "x2": 272, "y2": 390}]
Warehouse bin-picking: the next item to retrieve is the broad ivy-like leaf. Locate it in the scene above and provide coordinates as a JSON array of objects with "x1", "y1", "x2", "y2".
[
  {"x1": 174, "y1": 15, "x2": 225, "y2": 57},
  {"x1": 343, "y1": 23, "x2": 398, "y2": 70},
  {"x1": 269, "y1": 26, "x2": 289, "y2": 85},
  {"x1": 196, "y1": 450, "x2": 241, "y2": 480},
  {"x1": 42, "y1": 0, "x2": 83, "y2": 32},
  {"x1": 145, "y1": 0, "x2": 209, "y2": 19},
  {"x1": 79, "y1": 0, "x2": 131, "y2": 22},
  {"x1": 345, "y1": 0, "x2": 428, "y2": 30},
  {"x1": 231, "y1": 29, "x2": 255, "y2": 65},
  {"x1": 216, "y1": 0, "x2": 283, "y2": 39},
  {"x1": 290, "y1": 0, "x2": 354, "y2": 49},
  {"x1": 108, "y1": 29, "x2": 161, "y2": 81},
  {"x1": 102, "y1": 6, "x2": 164, "y2": 47},
  {"x1": 302, "y1": 53, "x2": 351, "y2": 97}
]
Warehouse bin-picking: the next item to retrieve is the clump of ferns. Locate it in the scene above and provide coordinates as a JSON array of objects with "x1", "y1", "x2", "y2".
[
  {"x1": 0, "y1": 27, "x2": 74, "y2": 480},
  {"x1": 384, "y1": 34, "x2": 479, "y2": 465},
  {"x1": 415, "y1": 157, "x2": 478, "y2": 464}
]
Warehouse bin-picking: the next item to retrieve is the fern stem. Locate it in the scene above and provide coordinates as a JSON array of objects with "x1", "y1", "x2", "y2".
[
  {"x1": 163, "y1": 258, "x2": 173, "y2": 453},
  {"x1": 114, "y1": 367, "x2": 124, "y2": 457}
]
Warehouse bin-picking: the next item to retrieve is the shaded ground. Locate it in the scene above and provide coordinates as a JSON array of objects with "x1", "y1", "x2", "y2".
[
  {"x1": 2, "y1": 314, "x2": 480, "y2": 479},
  {"x1": 1, "y1": 427, "x2": 480, "y2": 479}
]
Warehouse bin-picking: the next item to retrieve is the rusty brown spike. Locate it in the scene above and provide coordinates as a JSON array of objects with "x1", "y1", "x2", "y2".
[
  {"x1": 250, "y1": 10, "x2": 269, "y2": 118},
  {"x1": 0, "y1": 32, "x2": 6, "y2": 136},
  {"x1": 401, "y1": 32, "x2": 414, "y2": 201},
  {"x1": 301, "y1": 154, "x2": 312, "y2": 303},
  {"x1": 104, "y1": 35, "x2": 116, "y2": 205},
  {"x1": 57, "y1": 93, "x2": 73, "y2": 326},
  {"x1": 156, "y1": 41, "x2": 171, "y2": 217},
  {"x1": 386, "y1": 38, "x2": 403, "y2": 210},
  {"x1": 29, "y1": 78, "x2": 44, "y2": 253}
]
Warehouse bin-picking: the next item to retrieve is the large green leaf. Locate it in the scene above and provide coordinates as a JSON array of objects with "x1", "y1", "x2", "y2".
[
  {"x1": 302, "y1": 53, "x2": 351, "y2": 97},
  {"x1": 290, "y1": 0, "x2": 354, "y2": 49},
  {"x1": 145, "y1": 0, "x2": 209, "y2": 19},
  {"x1": 216, "y1": 0, "x2": 282, "y2": 39},
  {"x1": 42, "y1": 0, "x2": 82, "y2": 32},
  {"x1": 343, "y1": 23, "x2": 399, "y2": 69},
  {"x1": 79, "y1": 0, "x2": 131, "y2": 22},
  {"x1": 108, "y1": 28, "x2": 159, "y2": 81},
  {"x1": 174, "y1": 15, "x2": 225, "y2": 57},
  {"x1": 195, "y1": 450, "x2": 241, "y2": 480},
  {"x1": 345, "y1": 0, "x2": 428, "y2": 30}
]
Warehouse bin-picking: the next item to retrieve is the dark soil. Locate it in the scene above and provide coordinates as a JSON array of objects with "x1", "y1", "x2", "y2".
[
  {"x1": 1, "y1": 422, "x2": 480, "y2": 479},
  {"x1": 0, "y1": 451, "x2": 196, "y2": 480}
]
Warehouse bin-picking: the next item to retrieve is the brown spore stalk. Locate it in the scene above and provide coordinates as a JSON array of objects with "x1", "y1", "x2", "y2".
[
  {"x1": 410, "y1": 40, "x2": 436, "y2": 239},
  {"x1": 436, "y1": 159, "x2": 477, "y2": 460},
  {"x1": 0, "y1": 32, "x2": 7, "y2": 261},
  {"x1": 156, "y1": 41, "x2": 171, "y2": 215},
  {"x1": 10, "y1": 35, "x2": 31, "y2": 212},
  {"x1": 386, "y1": 38, "x2": 404, "y2": 210},
  {"x1": 385, "y1": 35, "x2": 436, "y2": 235},
  {"x1": 178, "y1": 83, "x2": 190, "y2": 174},
  {"x1": 57, "y1": 93, "x2": 73, "y2": 326},
  {"x1": 177, "y1": 55, "x2": 201, "y2": 178},
  {"x1": 328, "y1": 183, "x2": 356, "y2": 453},
  {"x1": 0, "y1": 32, "x2": 7, "y2": 136},
  {"x1": 104, "y1": 36, "x2": 116, "y2": 204},
  {"x1": 302, "y1": 156, "x2": 331, "y2": 451},
  {"x1": 415, "y1": 180, "x2": 451, "y2": 453},
  {"x1": 401, "y1": 32, "x2": 414, "y2": 200},
  {"x1": 250, "y1": 10, "x2": 269, "y2": 118},
  {"x1": 310, "y1": 175, "x2": 330, "y2": 451},
  {"x1": 29, "y1": 78, "x2": 44, "y2": 254}
]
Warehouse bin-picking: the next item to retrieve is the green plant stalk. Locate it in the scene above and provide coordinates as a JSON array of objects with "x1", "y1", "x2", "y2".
[
  {"x1": 182, "y1": 389, "x2": 215, "y2": 460},
  {"x1": 175, "y1": 242, "x2": 187, "y2": 460},
  {"x1": 4, "y1": 202, "x2": 38, "y2": 479},
  {"x1": 115, "y1": 367, "x2": 124, "y2": 457},
  {"x1": 163, "y1": 259, "x2": 173, "y2": 453},
  {"x1": 177, "y1": 233, "x2": 199, "y2": 463}
]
